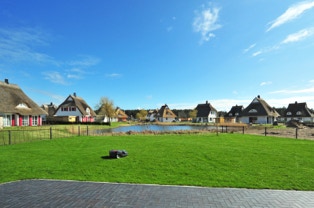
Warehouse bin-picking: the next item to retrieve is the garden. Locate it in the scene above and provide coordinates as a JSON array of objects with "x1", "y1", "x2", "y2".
[{"x1": 0, "y1": 133, "x2": 313, "y2": 191}]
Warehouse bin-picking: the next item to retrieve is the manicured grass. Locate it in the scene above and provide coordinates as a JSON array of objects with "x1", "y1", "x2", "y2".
[{"x1": 0, "y1": 133, "x2": 313, "y2": 190}]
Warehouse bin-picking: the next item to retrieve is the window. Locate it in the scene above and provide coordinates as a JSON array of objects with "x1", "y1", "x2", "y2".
[
  {"x1": 286, "y1": 112, "x2": 292, "y2": 116},
  {"x1": 22, "y1": 116, "x2": 28, "y2": 126},
  {"x1": 4, "y1": 115, "x2": 11, "y2": 127},
  {"x1": 32, "y1": 116, "x2": 38, "y2": 126},
  {"x1": 235, "y1": 113, "x2": 239, "y2": 116},
  {"x1": 71, "y1": 107, "x2": 76, "y2": 111},
  {"x1": 62, "y1": 107, "x2": 68, "y2": 111},
  {"x1": 296, "y1": 111, "x2": 302, "y2": 116},
  {"x1": 249, "y1": 109, "x2": 257, "y2": 113}
]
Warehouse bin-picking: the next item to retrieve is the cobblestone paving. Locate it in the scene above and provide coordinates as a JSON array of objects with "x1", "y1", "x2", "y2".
[{"x1": 1, "y1": 180, "x2": 313, "y2": 208}]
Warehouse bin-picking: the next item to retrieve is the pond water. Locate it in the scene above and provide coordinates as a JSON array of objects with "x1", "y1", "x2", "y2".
[{"x1": 93, "y1": 124, "x2": 216, "y2": 134}]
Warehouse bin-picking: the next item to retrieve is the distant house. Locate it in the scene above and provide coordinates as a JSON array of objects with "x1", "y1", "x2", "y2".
[
  {"x1": 115, "y1": 107, "x2": 128, "y2": 122},
  {"x1": 224, "y1": 105, "x2": 243, "y2": 123},
  {"x1": 54, "y1": 93, "x2": 96, "y2": 123},
  {"x1": 146, "y1": 109, "x2": 158, "y2": 122},
  {"x1": 195, "y1": 101, "x2": 217, "y2": 123},
  {"x1": 41, "y1": 102, "x2": 57, "y2": 124},
  {"x1": 239, "y1": 95, "x2": 279, "y2": 124},
  {"x1": 0, "y1": 79, "x2": 47, "y2": 127},
  {"x1": 156, "y1": 104, "x2": 177, "y2": 122},
  {"x1": 283, "y1": 101, "x2": 314, "y2": 123}
]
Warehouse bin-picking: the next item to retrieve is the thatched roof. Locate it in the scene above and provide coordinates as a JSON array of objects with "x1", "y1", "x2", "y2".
[
  {"x1": 284, "y1": 102, "x2": 314, "y2": 118},
  {"x1": 195, "y1": 101, "x2": 217, "y2": 117},
  {"x1": 241, "y1": 96, "x2": 280, "y2": 117},
  {"x1": 225, "y1": 105, "x2": 243, "y2": 118},
  {"x1": 55, "y1": 93, "x2": 96, "y2": 117},
  {"x1": 116, "y1": 108, "x2": 128, "y2": 119},
  {"x1": 0, "y1": 80, "x2": 47, "y2": 116},
  {"x1": 157, "y1": 104, "x2": 177, "y2": 118}
]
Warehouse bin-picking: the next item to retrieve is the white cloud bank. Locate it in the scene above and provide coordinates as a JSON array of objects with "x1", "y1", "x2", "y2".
[{"x1": 267, "y1": 1, "x2": 314, "y2": 32}]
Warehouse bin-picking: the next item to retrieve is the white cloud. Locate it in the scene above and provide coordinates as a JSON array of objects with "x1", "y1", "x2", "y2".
[
  {"x1": 270, "y1": 87, "x2": 314, "y2": 94},
  {"x1": 0, "y1": 27, "x2": 56, "y2": 64},
  {"x1": 260, "y1": 81, "x2": 272, "y2": 86},
  {"x1": 42, "y1": 71, "x2": 68, "y2": 85},
  {"x1": 106, "y1": 73, "x2": 122, "y2": 78},
  {"x1": 243, "y1": 44, "x2": 256, "y2": 53},
  {"x1": 252, "y1": 51, "x2": 262, "y2": 57},
  {"x1": 193, "y1": 5, "x2": 222, "y2": 44},
  {"x1": 281, "y1": 27, "x2": 314, "y2": 44},
  {"x1": 267, "y1": 1, "x2": 314, "y2": 32}
]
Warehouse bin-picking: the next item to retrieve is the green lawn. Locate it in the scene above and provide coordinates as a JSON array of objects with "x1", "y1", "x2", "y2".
[{"x1": 0, "y1": 133, "x2": 313, "y2": 190}]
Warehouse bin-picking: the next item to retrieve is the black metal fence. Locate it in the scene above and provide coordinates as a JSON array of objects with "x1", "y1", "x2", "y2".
[
  {"x1": 0, "y1": 126, "x2": 93, "y2": 145},
  {"x1": 1, "y1": 125, "x2": 313, "y2": 146},
  {"x1": 217, "y1": 125, "x2": 314, "y2": 140}
]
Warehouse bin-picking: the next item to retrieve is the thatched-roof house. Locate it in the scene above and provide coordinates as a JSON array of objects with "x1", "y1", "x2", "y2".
[
  {"x1": 156, "y1": 104, "x2": 177, "y2": 122},
  {"x1": 239, "y1": 95, "x2": 279, "y2": 124},
  {"x1": 283, "y1": 101, "x2": 314, "y2": 123},
  {"x1": 0, "y1": 79, "x2": 47, "y2": 127},
  {"x1": 224, "y1": 105, "x2": 243, "y2": 123},
  {"x1": 195, "y1": 101, "x2": 217, "y2": 123},
  {"x1": 54, "y1": 93, "x2": 96, "y2": 123},
  {"x1": 115, "y1": 107, "x2": 128, "y2": 122}
]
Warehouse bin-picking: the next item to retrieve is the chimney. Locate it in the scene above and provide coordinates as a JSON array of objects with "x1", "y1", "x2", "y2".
[
  {"x1": 4, "y1": 79, "x2": 9, "y2": 84},
  {"x1": 73, "y1": 92, "x2": 77, "y2": 97},
  {"x1": 206, "y1": 100, "x2": 208, "y2": 104},
  {"x1": 257, "y1": 95, "x2": 260, "y2": 99}
]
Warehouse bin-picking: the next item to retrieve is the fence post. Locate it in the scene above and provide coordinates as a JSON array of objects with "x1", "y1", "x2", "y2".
[
  {"x1": 295, "y1": 128, "x2": 298, "y2": 139},
  {"x1": 226, "y1": 126, "x2": 228, "y2": 133},
  {"x1": 87, "y1": 125, "x2": 89, "y2": 136},
  {"x1": 78, "y1": 126, "x2": 80, "y2": 136},
  {"x1": 264, "y1": 127, "x2": 267, "y2": 136},
  {"x1": 242, "y1": 126, "x2": 244, "y2": 134},
  {"x1": 8, "y1": 130, "x2": 11, "y2": 145},
  {"x1": 50, "y1": 127, "x2": 52, "y2": 140}
]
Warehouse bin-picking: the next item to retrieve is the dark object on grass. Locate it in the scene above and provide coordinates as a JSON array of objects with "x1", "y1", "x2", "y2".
[{"x1": 109, "y1": 150, "x2": 128, "y2": 159}]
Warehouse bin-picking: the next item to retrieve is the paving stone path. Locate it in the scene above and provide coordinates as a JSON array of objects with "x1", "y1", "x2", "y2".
[{"x1": 1, "y1": 180, "x2": 313, "y2": 208}]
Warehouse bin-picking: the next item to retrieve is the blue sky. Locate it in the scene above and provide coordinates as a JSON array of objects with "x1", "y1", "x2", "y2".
[{"x1": 1, "y1": 0, "x2": 314, "y2": 111}]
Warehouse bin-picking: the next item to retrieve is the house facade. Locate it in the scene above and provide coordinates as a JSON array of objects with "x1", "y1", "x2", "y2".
[
  {"x1": 0, "y1": 79, "x2": 47, "y2": 127},
  {"x1": 239, "y1": 95, "x2": 279, "y2": 124},
  {"x1": 54, "y1": 93, "x2": 96, "y2": 123},
  {"x1": 283, "y1": 101, "x2": 314, "y2": 123},
  {"x1": 195, "y1": 101, "x2": 217, "y2": 123},
  {"x1": 156, "y1": 104, "x2": 177, "y2": 122}
]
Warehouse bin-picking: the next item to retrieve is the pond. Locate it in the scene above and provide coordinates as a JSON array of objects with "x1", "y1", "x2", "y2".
[{"x1": 93, "y1": 124, "x2": 216, "y2": 134}]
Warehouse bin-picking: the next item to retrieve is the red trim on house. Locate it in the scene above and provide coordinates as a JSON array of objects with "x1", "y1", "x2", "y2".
[
  {"x1": 19, "y1": 116, "x2": 22, "y2": 126},
  {"x1": 38, "y1": 116, "x2": 41, "y2": 126},
  {"x1": 29, "y1": 116, "x2": 32, "y2": 126},
  {"x1": 12, "y1": 115, "x2": 15, "y2": 126}
]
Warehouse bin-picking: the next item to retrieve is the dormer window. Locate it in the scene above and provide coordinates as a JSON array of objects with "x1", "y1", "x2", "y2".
[
  {"x1": 249, "y1": 109, "x2": 257, "y2": 113},
  {"x1": 286, "y1": 112, "x2": 292, "y2": 116},
  {"x1": 235, "y1": 113, "x2": 239, "y2": 116},
  {"x1": 86, "y1": 108, "x2": 91, "y2": 116},
  {"x1": 296, "y1": 111, "x2": 302, "y2": 115},
  {"x1": 16, "y1": 103, "x2": 29, "y2": 109}
]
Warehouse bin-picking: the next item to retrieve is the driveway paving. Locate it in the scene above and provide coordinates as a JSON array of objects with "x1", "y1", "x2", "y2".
[{"x1": 0, "y1": 180, "x2": 313, "y2": 208}]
